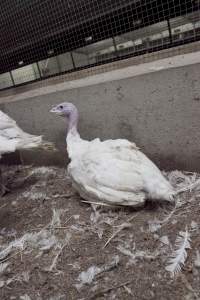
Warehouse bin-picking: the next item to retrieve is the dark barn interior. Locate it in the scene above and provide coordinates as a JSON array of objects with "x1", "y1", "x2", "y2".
[{"x1": 0, "y1": 0, "x2": 199, "y2": 74}]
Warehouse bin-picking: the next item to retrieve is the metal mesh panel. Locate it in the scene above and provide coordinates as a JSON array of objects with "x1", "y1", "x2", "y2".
[{"x1": 0, "y1": 0, "x2": 199, "y2": 90}]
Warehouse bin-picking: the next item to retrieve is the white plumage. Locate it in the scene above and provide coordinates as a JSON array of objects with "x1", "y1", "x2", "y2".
[
  {"x1": 165, "y1": 230, "x2": 191, "y2": 276},
  {"x1": 50, "y1": 102, "x2": 175, "y2": 207},
  {"x1": 0, "y1": 110, "x2": 54, "y2": 195}
]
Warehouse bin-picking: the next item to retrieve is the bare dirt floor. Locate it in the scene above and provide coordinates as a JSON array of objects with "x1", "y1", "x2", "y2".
[{"x1": 0, "y1": 165, "x2": 200, "y2": 300}]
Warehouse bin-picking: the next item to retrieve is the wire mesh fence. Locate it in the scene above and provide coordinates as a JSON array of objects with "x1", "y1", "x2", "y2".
[{"x1": 0, "y1": 0, "x2": 200, "y2": 90}]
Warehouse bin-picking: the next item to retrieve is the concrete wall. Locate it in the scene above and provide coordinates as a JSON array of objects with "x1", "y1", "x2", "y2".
[{"x1": 0, "y1": 62, "x2": 200, "y2": 171}]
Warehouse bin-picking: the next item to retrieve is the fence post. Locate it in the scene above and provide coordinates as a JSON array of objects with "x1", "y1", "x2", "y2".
[
  {"x1": 113, "y1": 37, "x2": 119, "y2": 58},
  {"x1": 167, "y1": 19, "x2": 173, "y2": 44},
  {"x1": 10, "y1": 71, "x2": 15, "y2": 86},
  {"x1": 36, "y1": 62, "x2": 42, "y2": 78},
  {"x1": 70, "y1": 52, "x2": 76, "y2": 69}
]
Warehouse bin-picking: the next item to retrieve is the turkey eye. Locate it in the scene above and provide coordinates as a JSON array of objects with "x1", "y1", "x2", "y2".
[{"x1": 59, "y1": 105, "x2": 63, "y2": 109}]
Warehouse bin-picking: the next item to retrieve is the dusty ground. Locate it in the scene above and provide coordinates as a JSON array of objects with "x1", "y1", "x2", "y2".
[{"x1": 0, "y1": 165, "x2": 200, "y2": 300}]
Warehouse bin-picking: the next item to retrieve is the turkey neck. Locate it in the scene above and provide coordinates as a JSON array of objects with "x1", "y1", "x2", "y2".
[{"x1": 67, "y1": 108, "x2": 79, "y2": 137}]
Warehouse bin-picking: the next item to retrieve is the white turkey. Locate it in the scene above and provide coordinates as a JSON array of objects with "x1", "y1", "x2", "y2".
[
  {"x1": 50, "y1": 102, "x2": 177, "y2": 208},
  {"x1": 0, "y1": 110, "x2": 54, "y2": 196}
]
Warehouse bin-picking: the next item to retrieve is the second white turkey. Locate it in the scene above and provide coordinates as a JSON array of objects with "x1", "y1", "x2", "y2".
[{"x1": 0, "y1": 110, "x2": 54, "y2": 196}]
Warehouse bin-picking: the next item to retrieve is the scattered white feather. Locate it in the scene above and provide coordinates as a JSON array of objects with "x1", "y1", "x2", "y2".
[
  {"x1": 20, "y1": 295, "x2": 31, "y2": 300},
  {"x1": 45, "y1": 233, "x2": 71, "y2": 272},
  {"x1": 89, "y1": 208, "x2": 104, "y2": 239},
  {"x1": 21, "y1": 271, "x2": 30, "y2": 282},
  {"x1": 148, "y1": 208, "x2": 177, "y2": 232},
  {"x1": 27, "y1": 230, "x2": 58, "y2": 251},
  {"x1": 166, "y1": 171, "x2": 195, "y2": 187},
  {"x1": 124, "y1": 285, "x2": 134, "y2": 296},
  {"x1": 0, "y1": 262, "x2": 9, "y2": 274},
  {"x1": 165, "y1": 230, "x2": 191, "y2": 276},
  {"x1": 76, "y1": 265, "x2": 101, "y2": 289},
  {"x1": 96, "y1": 227, "x2": 104, "y2": 239},
  {"x1": 90, "y1": 208, "x2": 101, "y2": 224},
  {"x1": 0, "y1": 235, "x2": 26, "y2": 260},
  {"x1": 117, "y1": 244, "x2": 157, "y2": 264},
  {"x1": 160, "y1": 236, "x2": 170, "y2": 246},
  {"x1": 148, "y1": 219, "x2": 161, "y2": 233},
  {"x1": 117, "y1": 245, "x2": 137, "y2": 263},
  {"x1": 29, "y1": 167, "x2": 57, "y2": 176},
  {"x1": 166, "y1": 170, "x2": 200, "y2": 193},
  {"x1": 68, "y1": 261, "x2": 81, "y2": 270},
  {"x1": 102, "y1": 214, "x2": 118, "y2": 226},
  {"x1": 45, "y1": 244, "x2": 64, "y2": 272},
  {"x1": 191, "y1": 221, "x2": 198, "y2": 231},
  {"x1": 21, "y1": 191, "x2": 47, "y2": 201},
  {"x1": 75, "y1": 256, "x2": 119, "y2": 289},
  {"x1": 70, "y1": 224, "x2": 85, "y2": 232},
  {"x1": 49, "y1": 295, "x2": 66, "y2": 300},
  {"x1": 171, "y1": 219, "x2": 177, "y2": 225},
  {"x1": 0, "y1": 230, "x2": 57, "y2": 260},
  {"x1": 103, "y1": 222, "x2": 132, "y2": 248},
  {"x1": 89, "y1": 209, "x2": 120, "y2": 240},
  {"x1": 50, "y1": 209, "x2": 64, "y2": 228},
  {"x1": 0, "y1": 228, "x2": 17, "y2": 238},
  {"x1": 194, "y1": 250, "x2": 200, "y2": 268},
  {"x1": 7, "y1": 271, "x2": 30, "y2": 285},
  {"x1": 6, "y1": 277, "x2": 15, "y2": 286},
  {"x1": 153, "y1": 234, "x2": 160, "y2": 241}
]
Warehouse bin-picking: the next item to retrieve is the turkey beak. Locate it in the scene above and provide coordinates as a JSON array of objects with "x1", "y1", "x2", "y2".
[{"x1": 50, "y1": 107, "x2": 59, "y2": 114}]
